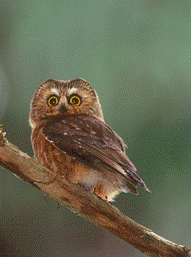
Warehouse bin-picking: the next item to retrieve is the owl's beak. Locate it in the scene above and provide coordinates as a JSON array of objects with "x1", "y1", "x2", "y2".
[{"x1": 60, "y1": 104, "x2": 67, "y2": 114}]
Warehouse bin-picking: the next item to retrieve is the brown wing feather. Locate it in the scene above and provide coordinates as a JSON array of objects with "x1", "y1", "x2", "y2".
[{"x1": 43, "y1": 114, "x2": 149, "y2": 191}]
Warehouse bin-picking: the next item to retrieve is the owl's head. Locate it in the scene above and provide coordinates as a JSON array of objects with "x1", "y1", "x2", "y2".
[{"x1": 29, "y1": 78, "x2": 104, "y2": 128}]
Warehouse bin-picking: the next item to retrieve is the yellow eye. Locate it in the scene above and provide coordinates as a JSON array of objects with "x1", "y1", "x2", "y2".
[
  {"x1": 69, "y1": 95, "x2": 81, "y2": 106},
  {"x1": 47, "y1": 95, "x2": 59, "y2": 107}
]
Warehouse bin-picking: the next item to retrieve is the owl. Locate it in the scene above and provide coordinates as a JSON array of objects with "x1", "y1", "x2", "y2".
[{"x1": 29, "y1": 78, "x2": 149, "y2": 202}]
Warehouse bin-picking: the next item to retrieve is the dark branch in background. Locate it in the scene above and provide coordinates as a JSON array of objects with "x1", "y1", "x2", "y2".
[{"x1": 0, "y1": 128, "x2": 190, "y2": 257}]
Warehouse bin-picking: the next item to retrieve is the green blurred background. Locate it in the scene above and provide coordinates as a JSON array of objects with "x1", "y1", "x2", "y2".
[{"x1": 0, "y1": 1, "x2": 191, "y2": 256}]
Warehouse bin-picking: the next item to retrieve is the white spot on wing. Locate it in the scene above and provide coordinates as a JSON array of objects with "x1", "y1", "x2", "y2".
[{"x1": 45, "y1": 136, "x2": 54, "y2": 143}]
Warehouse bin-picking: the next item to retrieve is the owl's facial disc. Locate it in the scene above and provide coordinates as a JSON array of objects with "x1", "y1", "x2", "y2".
[{"x1": 29, "y1": 78, "x2": 105, "y2": 128}]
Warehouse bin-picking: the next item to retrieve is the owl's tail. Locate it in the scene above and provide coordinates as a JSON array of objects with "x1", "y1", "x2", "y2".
[{"x1": 124, "y1": 169, "x2": 151, "y2": 195}]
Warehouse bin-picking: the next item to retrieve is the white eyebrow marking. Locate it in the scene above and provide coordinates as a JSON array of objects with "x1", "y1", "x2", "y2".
[
  {"x1": 68, "y1": 87, "x2": 78, "y2": 95},
  {"x1": 51, "y1": 88, "x2": 59, "y2": 94}
]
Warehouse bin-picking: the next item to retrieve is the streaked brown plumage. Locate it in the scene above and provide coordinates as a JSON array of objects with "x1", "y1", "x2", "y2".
[{"x1": 30, "y1": 78, "x2": 149, "y2": 202}]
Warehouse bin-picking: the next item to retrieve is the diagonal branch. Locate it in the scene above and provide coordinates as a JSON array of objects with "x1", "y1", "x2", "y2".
[{"x1": 0, "y1": 129, "x2": 190, "y2": 257}]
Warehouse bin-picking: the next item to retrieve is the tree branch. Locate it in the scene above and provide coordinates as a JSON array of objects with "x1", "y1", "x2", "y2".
[{"x1": 0, "y1": 129, "x2": 190, "y2": 257}]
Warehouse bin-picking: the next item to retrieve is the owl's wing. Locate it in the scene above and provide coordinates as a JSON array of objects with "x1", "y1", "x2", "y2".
[{"x1": 43, "y1": 115, "x2": 149, "y2": 194}]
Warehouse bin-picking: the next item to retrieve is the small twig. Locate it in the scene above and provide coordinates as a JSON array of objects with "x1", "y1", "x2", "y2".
[{"x1": 0, "y1": 129, "x2": 190, "y2": 257}]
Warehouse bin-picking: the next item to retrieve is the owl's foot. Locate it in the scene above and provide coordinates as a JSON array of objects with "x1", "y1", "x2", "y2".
[
  {"x1": 77, "y1": 182, "x2": 108, "y2": 201},
  {"x1": 92, "y1": 184, "x2": 108, "y2": 201}
]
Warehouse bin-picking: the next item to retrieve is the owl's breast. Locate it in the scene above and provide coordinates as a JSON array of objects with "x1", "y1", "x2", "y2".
[{"x1": 31, "y1": 125, "x2": 101, "y2": 188}]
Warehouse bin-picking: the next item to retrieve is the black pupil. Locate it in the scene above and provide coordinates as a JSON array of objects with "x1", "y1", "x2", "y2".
[
  {"x1": 50, "y1": 97, "x2": 57, "y2": 105},
  {"x1": 72, "y1": 97, "x2": 79, "y2": 104}
]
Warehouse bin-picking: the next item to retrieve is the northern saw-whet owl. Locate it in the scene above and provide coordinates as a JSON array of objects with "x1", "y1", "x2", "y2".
[{"x1": 29, "y1": 78, "x2": 149, "y2": 202}]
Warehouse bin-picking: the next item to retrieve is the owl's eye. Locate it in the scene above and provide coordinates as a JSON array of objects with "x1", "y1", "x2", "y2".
[
  {"x1": 47, "y1": 95, "x2": 59, "y2": 107},
  {"x1": 69, "y1": 95, "x2": 81, "y2": 106}
]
